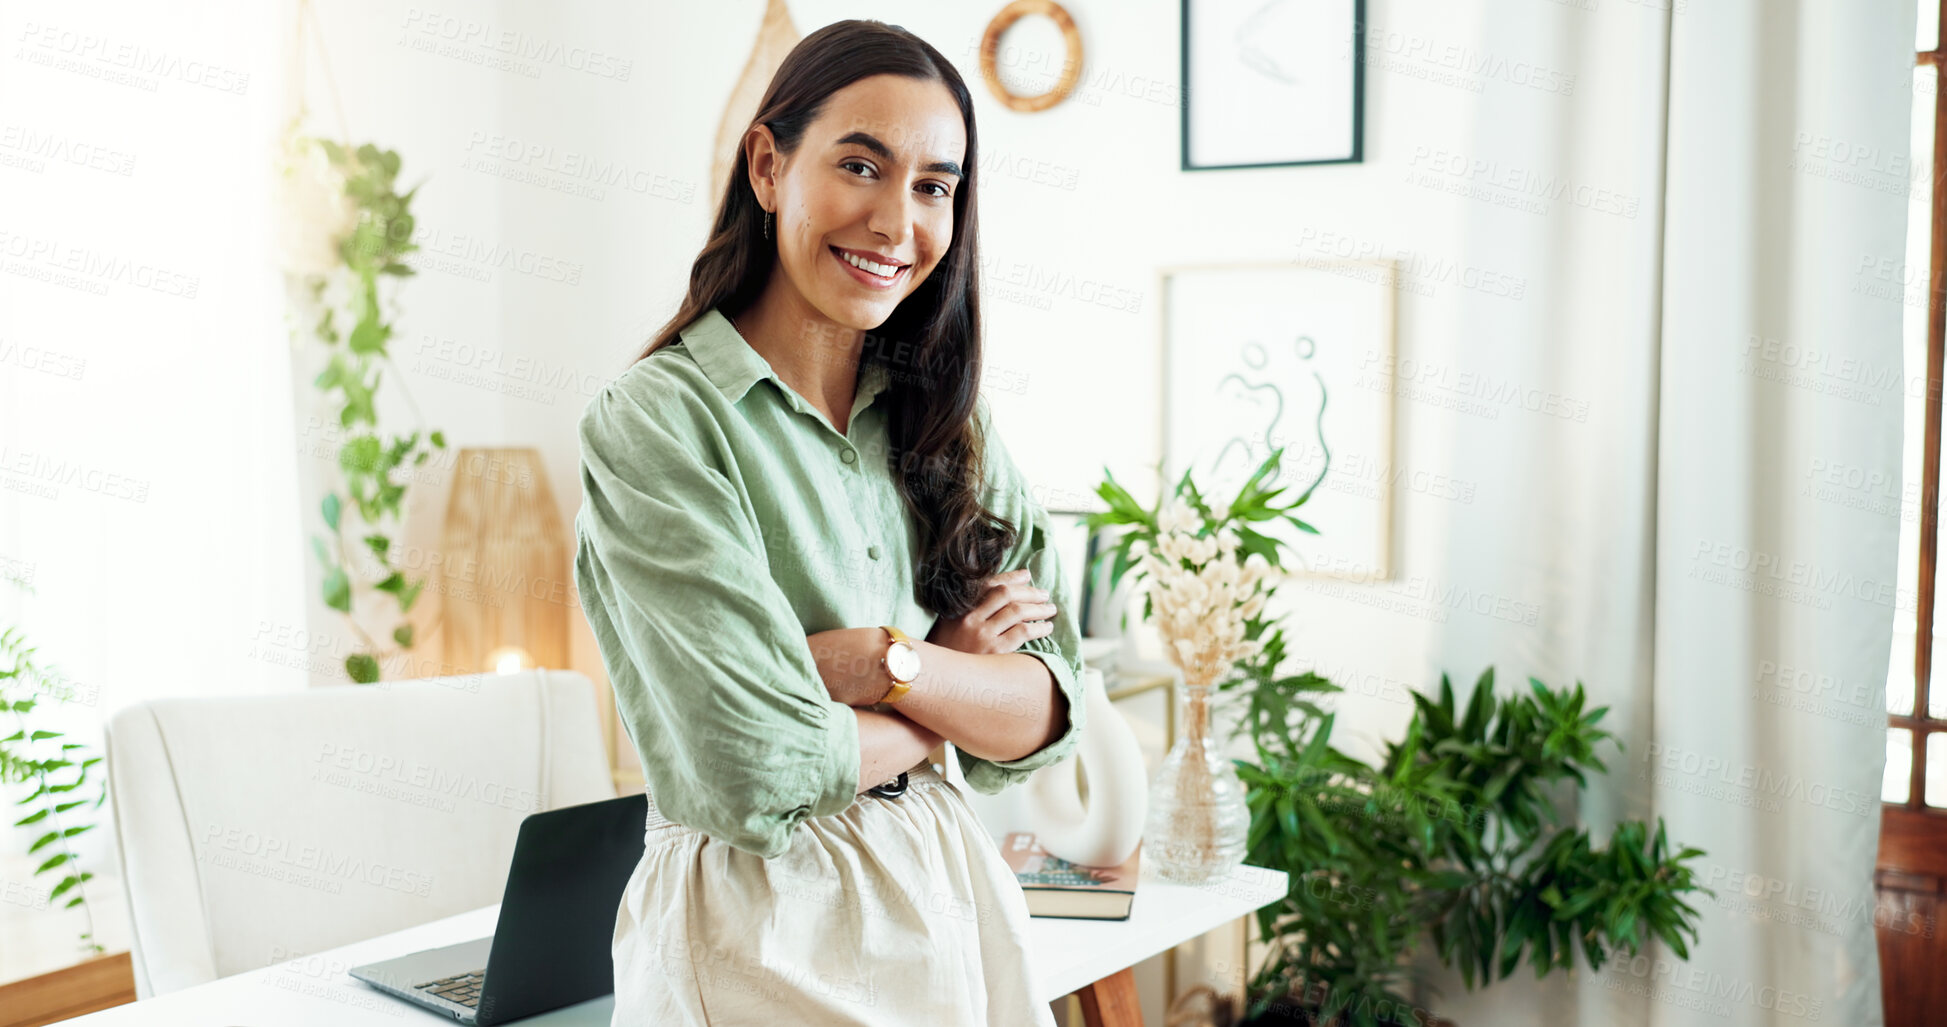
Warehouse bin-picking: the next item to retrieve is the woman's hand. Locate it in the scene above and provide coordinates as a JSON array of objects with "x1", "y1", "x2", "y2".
[{"x1": 926, "y1": 568, "x2": 1057, "y2": 654}]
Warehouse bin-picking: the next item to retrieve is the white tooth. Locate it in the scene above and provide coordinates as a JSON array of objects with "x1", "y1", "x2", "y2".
[{"x1": 843, "y1": 250, "x2": 897, "y2": 277}]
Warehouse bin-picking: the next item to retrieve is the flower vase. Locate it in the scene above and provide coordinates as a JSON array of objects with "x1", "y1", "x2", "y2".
[{"x1": 1143, "y1": 671, "x2": 1250, "y2": 884}]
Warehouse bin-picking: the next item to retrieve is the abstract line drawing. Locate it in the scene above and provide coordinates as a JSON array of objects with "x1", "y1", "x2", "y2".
[{"x1": 1162, "y1": 261, "x2": 1395, "y2": 580}]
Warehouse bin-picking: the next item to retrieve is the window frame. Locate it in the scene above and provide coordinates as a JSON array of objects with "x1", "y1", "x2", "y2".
[{"x1": 1895, "y1": 11, "x2": 1947, "y2": 817}]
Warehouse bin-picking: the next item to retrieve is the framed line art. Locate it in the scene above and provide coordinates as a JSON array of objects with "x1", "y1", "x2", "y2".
[
  {"x1": 1157, "y1": 260, "x2": 1396, "y2": 581},
  {"x1": 1180, "y1": 0, "x2": 1365, "y2": 170}
]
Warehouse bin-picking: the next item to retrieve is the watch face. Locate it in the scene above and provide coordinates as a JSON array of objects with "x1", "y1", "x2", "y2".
[{"x1": 887, "y1": 641, "x2": 921, "y2": 682}]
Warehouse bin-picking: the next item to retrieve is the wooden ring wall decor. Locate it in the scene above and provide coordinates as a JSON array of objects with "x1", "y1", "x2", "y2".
[{"x1": 979, "y1": 0, "x2": 1084, "y2": 113}]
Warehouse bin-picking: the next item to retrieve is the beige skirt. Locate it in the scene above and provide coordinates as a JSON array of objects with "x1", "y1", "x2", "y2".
[{"x1": 611, "y1": 758, "x2": 1056, "y2": 1026}]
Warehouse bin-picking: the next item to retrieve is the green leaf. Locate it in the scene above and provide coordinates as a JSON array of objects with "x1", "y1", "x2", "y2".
[
  {"x1": 1482, "y1": 763, "x2": 1518, "y2": 806},
  {"x1": 345, "y1": 652, "x2": 380, "y2": 684},
  {"x1": 1655, "y1": 918, "x2": 1691, "y2": 960},
  {"x1": 1551, "y1": 885, "x2": 1605, "y2": 921},
  {"x1": 36, "y1": 852, "x2": 70, "y2": 874},
  {"x1": 1296, "y1": 799, "x2": 1340, "y2": 850},
  {"x1": 322, "y1": 568, "x2": 351, "y2": 613},
  {"x1": 339, "y1": 435, "x2": 383, "y2": 474},
  {"x1": 322, "y1": 493, "x2": 341, "y2": 532}
]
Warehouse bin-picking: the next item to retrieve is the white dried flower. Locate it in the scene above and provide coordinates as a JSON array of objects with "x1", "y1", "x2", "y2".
[
  {"x1": 1159, "y1": 498, "x2": 1201, "y2": 535},
  {"x1": 1136, "y1": 504, "x2": 1286, "y2": 687}
]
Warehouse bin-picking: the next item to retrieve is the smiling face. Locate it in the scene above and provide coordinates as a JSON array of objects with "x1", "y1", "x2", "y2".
[{"x1": 747, "y1": 74, "x2": 967, "y2": 332}]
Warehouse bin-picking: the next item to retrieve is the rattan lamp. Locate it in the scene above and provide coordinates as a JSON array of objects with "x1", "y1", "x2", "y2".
[{"x1": 437, "y1": 447, "x2": 569, "y2": 675}]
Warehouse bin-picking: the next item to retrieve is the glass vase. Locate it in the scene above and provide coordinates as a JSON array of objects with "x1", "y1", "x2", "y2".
[{"x1": 1143, "y1": 675, "x2": 1250, "y2": 884}]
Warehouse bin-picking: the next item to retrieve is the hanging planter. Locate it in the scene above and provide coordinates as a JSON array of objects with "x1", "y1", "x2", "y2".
[{"x1": 276, "y1": 118, "x2": 446, "y2": 683}]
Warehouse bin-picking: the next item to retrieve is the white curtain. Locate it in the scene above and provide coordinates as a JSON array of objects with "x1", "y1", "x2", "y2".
[
  {"x1": 1420, "y1": 2, "x2": 1913, "y2": 1025},
  {"x1": 1646, "y1": 1, "x2": 1910, "y2": 1022}
]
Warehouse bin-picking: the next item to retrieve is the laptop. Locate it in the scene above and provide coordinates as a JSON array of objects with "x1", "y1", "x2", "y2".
[{"x1": 349, "y1": 793, "x2": 647, "y2": 1025}]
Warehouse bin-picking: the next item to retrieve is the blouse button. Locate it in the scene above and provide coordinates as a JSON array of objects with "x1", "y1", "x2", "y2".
[
  {"x1": 840, "y1": 448, "x2": 857, "y2": 465},
  {"x1": 868, "y1": 545, "x2": 882, "y2": 560}
]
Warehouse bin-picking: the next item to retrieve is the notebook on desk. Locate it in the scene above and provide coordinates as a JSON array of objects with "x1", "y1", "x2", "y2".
[{"x1": 1000, "y1": 831, "x2": 1142, "y2": 921}]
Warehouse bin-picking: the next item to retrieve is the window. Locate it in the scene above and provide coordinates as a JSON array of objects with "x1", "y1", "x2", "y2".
[{"x1": 1887, "y1": 0, "x2": 1947, "y2": 813}]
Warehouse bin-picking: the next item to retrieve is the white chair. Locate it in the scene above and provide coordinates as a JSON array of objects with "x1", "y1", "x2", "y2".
[{"x1": 103, "y1": 667, "x2": 616, "y2": 998}]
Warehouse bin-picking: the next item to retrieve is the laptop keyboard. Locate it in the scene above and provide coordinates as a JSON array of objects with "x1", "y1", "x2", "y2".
[{"x1": 417, "y1": 969, "x2": 486, "y2": 1008}]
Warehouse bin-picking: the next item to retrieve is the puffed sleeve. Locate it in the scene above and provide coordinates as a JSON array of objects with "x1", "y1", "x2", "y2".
[
  {"x1": 955, "y1": 398, "x2": 1089, "y2": 795},
  {"x1": 573, "y1": 377, "x2": 860, "y2": 858}
]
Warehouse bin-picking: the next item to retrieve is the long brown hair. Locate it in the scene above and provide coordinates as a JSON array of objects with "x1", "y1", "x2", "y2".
[{"x1": 636, "y1": 19, "x2": 1014, "y2": 620}]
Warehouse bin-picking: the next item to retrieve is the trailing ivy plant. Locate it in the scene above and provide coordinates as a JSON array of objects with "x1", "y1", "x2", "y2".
[
  {"x1": 0, "y1": 583, "x2": 106, "y2": 955},
  {"x1": 1228, "y1": 668, "x2": 1711, "y2": 1027},
  {"x1": 287, "y1": 136, "x2": 445, "y2": 683}
]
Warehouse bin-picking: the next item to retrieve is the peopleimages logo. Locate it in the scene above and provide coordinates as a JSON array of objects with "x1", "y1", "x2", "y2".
[
  {"x1": 398, "y1": 8, "x2": 633, "y2": 80},
  {"x1": 1702, "y1": 861, "x2": 1932, "y2": 938},
  {"x1": 1602, "y1": 956, "x2": 1823, "y2": 1021},
  {"x1": 1690, "y1": 539, "x2": 1912, "y2": 613},
  {"x1": 314, "y1": 743, "x2": 542, "y2": 814},
  {"x1": 1353, "y1": 24, "x2": 1577, "y2": 96},
  {"x1": 1641, "y1": 742, "x2": 1876, "y2": 818},
  {"x1": 198, "y1": 825, "x2": 434, "y2": 897},
  {"x1": 1404, "y1": 146, "x2": 1639, "y2": 218}
]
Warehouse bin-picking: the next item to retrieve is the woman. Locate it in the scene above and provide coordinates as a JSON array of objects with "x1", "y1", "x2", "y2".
[{"x1": 572, "y1": 19, "x2": 1087, "y2": 1026}]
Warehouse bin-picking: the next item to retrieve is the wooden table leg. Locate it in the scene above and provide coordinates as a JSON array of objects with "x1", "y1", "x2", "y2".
[{"x1": 1075, "y1": 967, "x2": 1142, "y2": 1027}]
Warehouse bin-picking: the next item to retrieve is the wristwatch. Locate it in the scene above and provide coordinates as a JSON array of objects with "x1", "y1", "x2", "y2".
[{"x1": 877, "y1": 625, "x2": 921, "y2": 704}]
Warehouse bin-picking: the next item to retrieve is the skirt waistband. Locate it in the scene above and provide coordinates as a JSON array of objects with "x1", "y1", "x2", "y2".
[{"x1": 642, "y1": 757, "x2": 947, "y2": 835}]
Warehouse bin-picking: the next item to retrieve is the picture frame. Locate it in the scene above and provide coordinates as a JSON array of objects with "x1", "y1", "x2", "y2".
[
  {"x1": 1157, "y1": 260, "x2": 1397, "y2": 581},
  {"x1": 1180, "y1": 0, "x2": 1365, "y2": 170}
]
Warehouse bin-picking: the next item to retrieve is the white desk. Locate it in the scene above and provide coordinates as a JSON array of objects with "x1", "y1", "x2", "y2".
[{"x1": 56, "y1": 860, "x2": 1286, "y2": 1025}]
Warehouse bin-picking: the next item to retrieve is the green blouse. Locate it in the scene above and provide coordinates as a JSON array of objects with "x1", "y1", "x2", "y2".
[{"x1": 572, "y1": 306, "x2": 1087, "y2": 859}]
